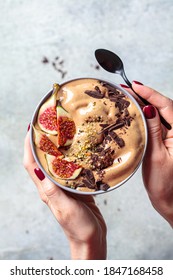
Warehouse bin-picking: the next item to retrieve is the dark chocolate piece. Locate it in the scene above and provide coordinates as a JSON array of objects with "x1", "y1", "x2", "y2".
[
  {"x1": 83, "y1": 169, "x2": 95, "y2": 185},
  {"x1": 95, "y1": 86, "x2": 101, "y2": 93},
  {"x1": 82, "y1": 179, "x2": 95, "y2": 189},
  {"x1": 96, "y1": 181, "x2": 110, "y2": 191},
  {"x1": 98, "y1": 121, "x2": 124, "y2": 134},
  {"x1": 84, "y1": 90, "x2": 104, "y2": 99},
  {"x1": 108, "y1": 131, "x2": 125, "y2": 147}
]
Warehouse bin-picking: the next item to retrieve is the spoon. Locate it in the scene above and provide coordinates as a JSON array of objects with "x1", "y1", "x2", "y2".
[{"x1": 95, "y1": 48, "x2": 171, "y2": 130}]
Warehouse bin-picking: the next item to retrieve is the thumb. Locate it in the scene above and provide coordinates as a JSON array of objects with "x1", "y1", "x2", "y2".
[{"x1": 143, "y1": 105, "x2": 163, "y2": 154}]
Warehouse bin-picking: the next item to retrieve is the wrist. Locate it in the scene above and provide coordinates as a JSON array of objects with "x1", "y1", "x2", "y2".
[{"x1": 69, "y1": 235, "x2": 107, "y2": 260}]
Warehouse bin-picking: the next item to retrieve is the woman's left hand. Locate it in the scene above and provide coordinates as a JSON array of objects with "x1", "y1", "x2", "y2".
[{"x1": 23, "y1": 131, "x2": 107, "y2": 259}]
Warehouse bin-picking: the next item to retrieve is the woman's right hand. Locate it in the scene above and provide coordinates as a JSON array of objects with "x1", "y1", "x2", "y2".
[{"x1": 131, "y1": 82, "x2": 173, "y2": 227}]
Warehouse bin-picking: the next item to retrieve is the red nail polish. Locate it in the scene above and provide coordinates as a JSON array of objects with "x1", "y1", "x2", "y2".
[
  {"x1": 133, "y1": 81, "x2": 143, "y2": 85},
  {"x1": 143, "y1": 105, "x2": 156, "y2": 119},
  {"x1": 27, "y1": 123, "x2": 30, "y2": 131},
  {"x1": 120, "y1": 84, "x2": 130, "y2": 88},
  {"x1": 34, "y1": 168, "x2": 45, "y2": 181}
]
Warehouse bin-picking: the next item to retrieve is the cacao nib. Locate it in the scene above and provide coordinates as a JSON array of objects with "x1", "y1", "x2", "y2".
[
  {"x1": 41, "y1": 55, "x2": 67, "y2": 79},
  {"x1": 42, "y1": 56, "x2": 49, "y2": 63},
  {"x1": 90, "y1": 148, "x2": 114, "y2": 171},
  {"x1": 118, "y1": 157, "x2": 122, "y2": 163},
  {"x1": 95, "y1": 146, "x2": 104, "y2": 153}
]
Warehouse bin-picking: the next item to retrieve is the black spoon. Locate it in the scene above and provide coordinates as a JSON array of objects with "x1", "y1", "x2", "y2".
[{"x1": 95, "y1": 48, "x2": 171, "y2": 130}]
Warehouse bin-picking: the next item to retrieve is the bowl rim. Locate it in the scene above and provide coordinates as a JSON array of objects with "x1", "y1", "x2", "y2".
[{"x1": 30, "y1": 77, "x2": 148, "y2": 195}]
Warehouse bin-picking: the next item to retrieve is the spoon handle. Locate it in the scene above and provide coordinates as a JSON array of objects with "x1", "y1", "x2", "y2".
[{"x1": 121, "y1": 71, "x2": 171, "y2": 130}]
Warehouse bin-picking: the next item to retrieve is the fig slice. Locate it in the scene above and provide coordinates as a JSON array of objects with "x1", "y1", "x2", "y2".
[
  {"x1": 37, "y1": 84, "x2": 60, "y2": 135},
  {"x1": 57, "y1": 105, "x2": 76, "y2": 146},
  {"x1": 33, "y1": 127, "x2": 63, "y2": 157},
  {"x1": 46, "y1": 154, "x2": 82, "y2": 180}
]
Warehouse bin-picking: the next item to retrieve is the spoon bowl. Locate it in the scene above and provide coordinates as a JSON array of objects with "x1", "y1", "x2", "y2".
[
  {"x1": 95, "y1": 49, "x2": 131, "y2": 87},
  {"x1": 95, "y1": 48, "x2": 171, "y2": 130},
  {"x1": 95, "y1": 49, "x2": 123, "y2": 74}
]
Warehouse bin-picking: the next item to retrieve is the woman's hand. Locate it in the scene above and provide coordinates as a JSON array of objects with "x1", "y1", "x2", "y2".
[
  {"x1": 131, "y1": 82, "x2": 173, "y2": 227},
  {"x1": 23, "y1": 131, "x2": 107, "y2": 259}
]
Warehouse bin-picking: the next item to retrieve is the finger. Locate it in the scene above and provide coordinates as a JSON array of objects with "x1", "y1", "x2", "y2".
[
  {"x1": 143, "y1": 105, "x2": 166, "y2": 158},
  {"x1": 24, "y1": 131, "x2": 48, "y2": 201},
  {"x1": 120, "y1": 84, "x2": 145, "y2": 107},
  {"x1": 24, "y1": 131, "x2": 67, "y2": 202},
  {"x1": 23, "y1": 131, "x2": 96, "y2": 226},
  {"x1": 23, "y1": 131, "x2": 36, "y2": 166},
  {"x1": 23, "y1": 132, "x2": 43, "y2": 189},
  {"x1": 132, "y1": 82, "x2": 173, "y2": 126}
]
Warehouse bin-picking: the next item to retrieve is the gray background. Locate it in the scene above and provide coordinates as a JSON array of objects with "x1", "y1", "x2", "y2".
[{"x1": 0, "y1": 0, "x2": 173, "y2": 260}]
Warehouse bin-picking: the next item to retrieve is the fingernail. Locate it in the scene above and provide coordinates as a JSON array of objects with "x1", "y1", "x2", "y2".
[
  {"x1": 120, "y1": 84, "x2": 130, "y2": 88},
  {"x1": 143, "y1": 105, "x2": 156, "y2": 119},
  {"x1": 27, "y1": 123, "x2": 30, "y2": 131},
  {"x1": 34, "y1": 168, "x2": 45, "y2": 181},
  {"x1": 133, "y1": 81, "x2": 143, "y2": 85}
]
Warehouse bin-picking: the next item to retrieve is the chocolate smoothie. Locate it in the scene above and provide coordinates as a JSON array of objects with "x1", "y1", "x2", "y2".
[{"x1": 32, "y1": 78, "x2": 147, "y2": 193}]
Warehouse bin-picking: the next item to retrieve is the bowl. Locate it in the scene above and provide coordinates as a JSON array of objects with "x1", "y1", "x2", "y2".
[{"x1": 30, "y1": 78, "x2": 147, "y2": 195}]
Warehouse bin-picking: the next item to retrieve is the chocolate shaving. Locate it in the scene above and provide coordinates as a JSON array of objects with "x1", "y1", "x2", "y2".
[
  {"x1": 124, "y1": 108, "x2": 130, "y2": 116},
  {"x1": 95, "y1": 86, "x2": 101, "y2": 93},
  {"x1": 82, "y1": 169, "x2": 95, "y2": 185},
  {"x1": 81, "y1": 167, "x2": 111, "y2": 191},
  {"x1": 98, "y1": 122, "x2": 124, "y2": 134},
  {"x1": 116, "y1": 99, "x2": 130, "y2": 111},
  {"x1": 100, "y1": 183, "x2": 110, "y2": 191},
  {"x1": 103, "y1": 135, "x2": 112, "y2": 145},
  {"x1": 96, "y1": 181, "x2": 110, "y2": 191},
  {"x1": 81, "y1": 169, "x2": 96, "y2": 189},
  {"x1": 99, "y1": 123, "x2": 109, "y2": 128},
  {"x1": 82, "y1": 179, "x2": 96, "y2": 189},
  {"x1": 99, "y1": 81, "x2": 119, "y2": 94},
  {"x1": 125, "y1": 117, "x2": 131, "y2": 126},
  {"x1": 108, "y1": 131, "x2": 125, "y2": 147},
  {"x1": 84, "y1": 90, "x2": 104, "y2": 99},
  {"x1": 76, "y1": 183, "x2": 85, "y2": 188}
]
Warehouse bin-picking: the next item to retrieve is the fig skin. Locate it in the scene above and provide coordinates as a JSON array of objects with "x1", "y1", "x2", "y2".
[
  {"x1": 33, "y1": 127, "x2": 63, "y2": 157},
  {"x1": 46, "y1": 154, "x2": 82, "y2": 180},
  {"x1": 57, "y1": 106, "x2": 76, "y2": 146},
  {"x1": 37, "y1": 84, "x2": 60, "y2": 135}
]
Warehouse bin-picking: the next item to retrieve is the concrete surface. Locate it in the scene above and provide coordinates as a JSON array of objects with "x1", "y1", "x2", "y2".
[{"x1": 0, "y1": 0, "x2": 173, "y2": 260}]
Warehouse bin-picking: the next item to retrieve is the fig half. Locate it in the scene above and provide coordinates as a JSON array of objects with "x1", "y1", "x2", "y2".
[
  {"x1": 33, "y1": 127, "x2": 63, "y2": 157},
  {"x1": 46, "y1": 154, "x2": 82, "y2": 180},
  {"x1": 37, "y1": 84, "x2": 60, "y2": 135},
  {"x1": 57, "y1": 106, "x2": 76, "y2": 146}
]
